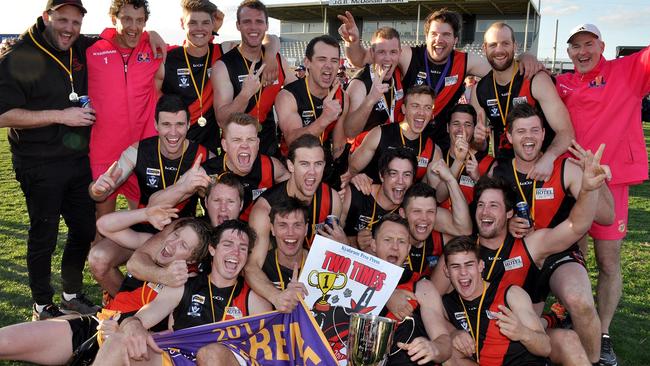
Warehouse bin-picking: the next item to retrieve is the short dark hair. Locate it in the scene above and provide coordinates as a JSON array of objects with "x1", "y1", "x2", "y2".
[
  {"x1": 473, "y1": 175, "x2": 516, "y2": 212},
  {"x1": 505, "y1": 103, "x2": 542, "y2": 133},
  {"x1": 378, "y1": 147, "x2": 417, "y2": 178},
  {"x1": 404, "y1": 85, "x2": 435, "y2": 105},
  {"x1": 181, "y1": 0, "x2": 218, "y2": 15},
  {"x1": 371, "y1": 27, "x2": 401, "y2": 48},
  {"x1": 155, "y1": 94, "x2": 189, "y2": 124},
  {"x1": 484, "y1": 22, "x2": 516, "y2": 44},
  {"x1": 402, "y1": 182, "x2": 437, "y2": 210},
  {"x1": 449, "y1": 104, "x2": 477, "y2": 125},
  {"x1": 372, "y1": 212, "x2": 409, "y2": 238},
  {"x1": 305, "y1": 35, "x2": 340, "y2": 61},
  {"x1": 443, "y1": 235, "x2": 479, "y2": 262},
  {"x1": 109, "y1": 0, "x2": 150, "y2": 21},
  {"x1": 236, "y1": 0, "x2": 268, "y2": 23},
  {"x1": 270, "y1": 197, "x2": 308, "y2": 224},
  {"x1": 222, "y1": 112, "x2": 261, "y2": 136},
  {"x1": 212, "y1": 219, "x2": 257, "y2": 252},
  {"x1": 207, "y1": 173, "x2": 245, "y2": 201},
  {"x1": 171, "y1": 217, "x2": 214, "y2": 262},
  {"x1": 424, "y1": 8, "x2": 461, "y2": 38},
  {"x1": 287, "y1": 134, "x2": 323, "y2": 163}
]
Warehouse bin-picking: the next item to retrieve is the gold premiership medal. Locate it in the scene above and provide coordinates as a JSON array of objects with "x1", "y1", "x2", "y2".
[
  {"x1": 197, "y1": 116, "x2": 207, "y2": 127},
  {"x1": 69, "y1": 92, "x2": 79, "y2": 102}
]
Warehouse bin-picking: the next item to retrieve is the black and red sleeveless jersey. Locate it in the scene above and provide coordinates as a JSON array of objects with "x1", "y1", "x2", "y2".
[
  {"x1": 202, "y1": 153, "x2": 275, "y2": 222},
  {"x1": 479, "y1": 235, "x2": 539, "y2": 297},
  {"x1": 442, "y1": 282, "x2": 548, "y2": 366},
  {"x1": 260, "y1": 180, "x2": 333, "y2": 247},
  {"x1": 402, "y1": 46, "x2": 468, "y2": 146},
  {"x1": 440, "y1": 147, "x2": 495, "y2": 209},
  {"x1": 105, "y1": 273, "x2": 159, "y2": 316},
  {"x1": 493, "y1": 157, "x2": 574, "y2": 229},
  {"x1": 172, "y1": 275, "x2": 251, "y2": 330},
  {"x1": 407, "y1": 229, "x2": 444, "y2": 276},
  {"x1": 279, "y1": 77, "x2": 344, "y2": 156},
  {"x1": 475, "y1": 72, "x2": 554, "y2": 158},
  {"x1": 134, "y1": 136, "x2": 208, "y2": 217},
  {"x1": 220, "y1": 47, "x2": 285, "y2": 156},
  {"x1": 162, "y1": 42, "x2": 223, "y2": 154},
  {"x1": 343, "y1": 184, "x2": 396, "y2": 236},
  {"x1": 261, "y1": 249, "x2": 294, "y2": 291},
  {"x1": 362, "y1": 122, "x2": 435, "y2": 183}
]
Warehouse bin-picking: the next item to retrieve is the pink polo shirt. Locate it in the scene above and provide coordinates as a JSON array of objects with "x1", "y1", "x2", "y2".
[{"x1": 556, "y1": 46, "x2": 650, "y2": 186}]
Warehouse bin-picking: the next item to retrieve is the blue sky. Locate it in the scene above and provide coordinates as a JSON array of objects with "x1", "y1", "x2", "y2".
[{"x1": 2, "y1": 0, "x2": 648, "y2": 60}]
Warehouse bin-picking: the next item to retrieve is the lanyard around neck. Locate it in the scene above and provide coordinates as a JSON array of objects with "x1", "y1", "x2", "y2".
[
  {"x1": 459, "y1": 281, "x2": 487, "y2": 364},
  {"x1": 157, "y1": 139, "x2": 187, "y2": 189},
  {"x1": 183, "y1": 45, "x2": 211, "y2": 125},
  {"x1": 512, "y1": 158, "x2": 536, "y2": 221},
  {"x1": 28, "y1": 28, "x2": 77, "y2": 101},
  {"x1": 208, "y1": 278, "x2": 237, "y2": 322},
  {"x1": 491, "y1": 62, "x2": 518, "y2": 127}
]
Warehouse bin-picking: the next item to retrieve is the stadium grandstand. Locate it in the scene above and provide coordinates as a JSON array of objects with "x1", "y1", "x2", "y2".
[{"x1": 266, "y1": 0, "x2": 540, "y2": 67}]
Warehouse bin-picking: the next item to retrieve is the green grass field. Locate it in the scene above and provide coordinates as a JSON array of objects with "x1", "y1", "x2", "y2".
[{"x1": 0, "y1": 126, "x2": 648, "y2": 365}]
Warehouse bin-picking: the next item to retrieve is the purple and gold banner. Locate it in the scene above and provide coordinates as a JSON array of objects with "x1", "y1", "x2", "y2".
[{"x1": 153, "y1": 301, "x2": 338, "y2": 366}]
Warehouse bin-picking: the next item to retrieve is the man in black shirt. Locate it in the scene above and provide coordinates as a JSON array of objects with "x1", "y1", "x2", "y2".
[{"x1": 0, "y1": 0, "x2": 98, "y2": 320}]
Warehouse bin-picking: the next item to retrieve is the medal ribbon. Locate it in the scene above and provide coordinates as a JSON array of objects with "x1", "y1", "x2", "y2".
[
  {"x1": 459, "y1": 281, "x2": 487, "y2": 364},
  {"x1": 157, "y1": 140, "x2": 187, "y2": 189},
  {"x1": 28, "y1": 28, "x2": 76, "y2": 99},
  {"x1": 512, "y1": 158, "x2": 537, "y2": 221},
  {"x1": 208, "y1": 278, "x2": 237, "y2": 322},
  {"x1": 183, "y1": 45, "x2": 211, "y2": 124}
]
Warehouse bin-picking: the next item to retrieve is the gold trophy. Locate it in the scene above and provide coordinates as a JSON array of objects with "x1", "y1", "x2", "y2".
[
  {"x1": 308, "y1": 270, "x2": 347, "y2": 312},
  {"x1": 347, "y1": 313, "x2": 396, "y2": 366}
]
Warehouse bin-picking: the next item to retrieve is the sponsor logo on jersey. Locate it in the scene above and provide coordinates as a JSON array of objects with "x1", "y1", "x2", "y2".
[
  {"x1": 146, "y1": 168, "x2": 161, "y2": 176},
  {"x1": 252, "y1": 188, "x2": 267, "y2": 201},
  {"x1": 512, "y1": 96, "x2": 529, "y2": 105},
  {"x1": 415, "y1": 71, "x2": 427, "y2": 86},
  {"x1": 226, "y1": 306, "x2": 243, "y2": 319},
  {"x1": 459, "y1": 174, "x2": 475, "y2": 187},
  {"x1": 177, "y1": 68, "x2": 191, "y2": 76},
  {"x1": 589, "y1": 75, "x2": 606, "y2": 88},
  {"x1": 192, "y1": 294, "x2": 206, "y2": 304},
  {"x1": 454, "y1": 312, "x2": 469, "y2": 332},
  {"x1": 395, "y1": 89, "x2": 404, "y2": 100},
  {"x1": 137, "y1": 52, "x2": 151, "y2": 63},
  {"x1": 535, "y1": 187, "x2": 554, "y2": 200},
  {"x1": 486, "y1": 99, "x2": 498, "y2": 106},
  {"x1": 417, "y1": 156, "x2": 429, "y2": 168},
  {"x1": 444, "y1": 75, "x2": 458, "y2": 86},
  {"x1": 503, "y1": 256, "x2": 524, "y2": 271},
  {"x1": 356, "y1": 215, "x2": 373, "y2": 231}
]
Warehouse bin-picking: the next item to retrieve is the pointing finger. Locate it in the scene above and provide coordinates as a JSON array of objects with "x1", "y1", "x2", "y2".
[
  {"x1": 254, "y1": 63, "x2": 267, "y2": 79},
  {"x1": 192, "y1": 153, "x2": 203, "y2": 170},
  {"x1": 291, "y1": 261, "x2": 299, "y2": 282},
  {"x1": 248, "y1": 59, "x2": 257, "y2": 75},
  {"x1": 326, "y1": 79, "x2": 339, "y2": 101}
]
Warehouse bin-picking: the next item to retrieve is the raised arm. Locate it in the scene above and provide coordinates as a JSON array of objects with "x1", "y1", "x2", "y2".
[
  {"x1": 414, "y1": 279, "x2": 452, "y2": 363},
  {"x1": 96, "y1": 206, "x2": 177, "y2": 250},
  {"x1": 212, "y1": 60, "x2": 265, "y2": 127},
  {"x1": 337, "y1": 11, "x2": 372, "y2": 68},
  {"x1": 344, "y1": 68, "x2": 389, "y2": 138},
  {"x1": 429, "y1": 160, "x2": 472, "y2": 236},
  {"x1": 527, "y1": 72, "x2": 575, "y2": 181},
  {"x1": 348, "y1": 125, "x2": 381, "y2": 174},
  {"x1": 528, "y1": 143, "x2": 609, "y2": 260}
]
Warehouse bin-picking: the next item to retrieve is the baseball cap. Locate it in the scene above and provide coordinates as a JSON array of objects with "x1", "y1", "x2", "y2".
[
  {"x1": 567, "y1": 23, "x2": 601, "y2": 43},
  {"x1": 45, "y1": 0, "x2": 87, "y2": 14},
  {"x1": 296, "y1": 65, "x2": 305, "y2": 71}
]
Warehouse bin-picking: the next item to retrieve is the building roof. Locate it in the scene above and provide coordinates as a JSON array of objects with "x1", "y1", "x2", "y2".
[{"x1": 267, "y1": 0, "x2": 539, "y2": 21}]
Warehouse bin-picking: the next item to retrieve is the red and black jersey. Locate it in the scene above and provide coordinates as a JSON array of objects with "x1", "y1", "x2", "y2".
[
  {"x1": 260, "y1": 180, "x2": 333, "y2": 247},
  {"x1": 105, "y1": 273, "x2": 161, "y2": 316},
  {"x1": 134, "y1": 136, "x2": 208, "y2": 218},
  {"x1": 402, "y1": 46, "x2": 468, "y2": 149},
  {"x1": 220, "y1": 47, "x2": 285, "y2": 156},
  {"x1": 162, "y1": 42, "x2": 224, "y2": 153},
  {"x1": 440, "y1": 147, "x2": 495, "y2": 209},
  {"x1": 202, "y1": 153, "x2": 275, "y2": 222},
  {"x1": 362, "y1": 122, "x2": 436, "y2": 183},
  {"x1": 493, "y1": 157, "x2": 575, "y2": 229},
  {"x1": 279, "y1": 77, "x2": 344, "y2": 156},
  {"x1": 343, "y1": 185, "x2": 396, "y2": 237},
  {"x1": 479, "y1": 235, "x2": 540, "y2": 298},
  {"x1": 442, "y1": 282, "x2": 548, "y2": 366},
  {"x1": 407, "y1": 229, "x2": 444, "y2": 276},
  {"x1": 475, "y1": 72, "x2": 553, "y2": 158},
  {"x1": 261, "y1": 249, "x2": 294, "y2": 291},
  {"x1": 172, "y1": 275, "x2": 251, "y2": 331}
]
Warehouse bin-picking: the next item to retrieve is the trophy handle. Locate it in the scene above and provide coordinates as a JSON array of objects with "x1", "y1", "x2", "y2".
[
  {"x1": 332, "y1": 272, "x2": 348, "y2": 290},
  {"x1": 389, "y1": 316, "x2": 415, "y2": 356},
  {"x1": 307, "y1": 270, "x2": 319, "y2": 287}
]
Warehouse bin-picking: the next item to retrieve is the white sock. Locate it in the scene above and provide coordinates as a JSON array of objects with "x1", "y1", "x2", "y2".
[{"x1": 62, "y1": 292, "x2": 78, "y2": 301}]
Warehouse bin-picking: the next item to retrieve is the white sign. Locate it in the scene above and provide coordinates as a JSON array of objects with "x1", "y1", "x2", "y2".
[
  {"x1": 299, "y1": 235, "x2": 404, "y2": 364},
  {"x1": 329, "y1": 0, "x2": 408, "y2": 6}
]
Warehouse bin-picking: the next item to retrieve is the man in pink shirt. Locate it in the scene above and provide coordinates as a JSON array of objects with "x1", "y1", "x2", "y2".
[
  {"x1": 87, "y1": 0, "x2": 163, "y2": 220},
  {"x1": 556, "y1": 24, "x2": 650, "y2": 366}
]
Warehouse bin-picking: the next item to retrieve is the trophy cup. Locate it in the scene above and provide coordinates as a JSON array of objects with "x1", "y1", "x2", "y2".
[
  {"x1": 347, "y1": 313, "x2": 396, "y2": 366},
  {"x1": 308, "y1": 270, "x2": 347, "y2": 312}
]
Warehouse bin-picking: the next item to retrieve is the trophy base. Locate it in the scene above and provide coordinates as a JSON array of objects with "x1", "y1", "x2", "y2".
[{"x1": 314, "y1": 302, "x2": 332, "y2": 312}]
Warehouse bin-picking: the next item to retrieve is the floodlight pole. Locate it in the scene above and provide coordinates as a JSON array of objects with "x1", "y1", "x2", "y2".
[
  {"x1": 416, "y1": 3, "x2": 421, "y2": 44},
  {"x1": 324, "y1": 5, "x2": 328, "y2": 34},
  {"x1": 552, "y1": 19, "x2": 558, "y2": 73},
  {"x1": 523, "y1": 0, "x2": 530, "y2": 52}
]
